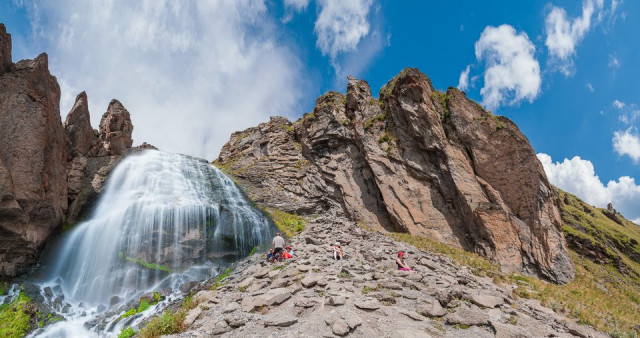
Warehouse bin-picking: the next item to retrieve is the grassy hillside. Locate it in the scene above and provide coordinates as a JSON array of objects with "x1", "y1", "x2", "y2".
[{"x1": 392, "y1": 187, "x2": 640, "y2": 337}]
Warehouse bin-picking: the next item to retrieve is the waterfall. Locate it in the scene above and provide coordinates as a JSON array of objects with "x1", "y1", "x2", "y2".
[{"x1": 28, "y1": 150, "x2": 275, "y2": 336}]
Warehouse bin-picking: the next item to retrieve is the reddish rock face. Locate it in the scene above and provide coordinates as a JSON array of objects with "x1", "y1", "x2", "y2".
[
  {"x1": 0, "y1": 27, "x2": 68, "y2": 277},
  {"x1": 90, "y1": 99, "x2": 134, "y2": 156},
  {"x1": 64, "y1": 91, "x2": 97, "y2": 157},
  {"x1": 218, "y1": 68, "x2": 574, "y2": 283}
]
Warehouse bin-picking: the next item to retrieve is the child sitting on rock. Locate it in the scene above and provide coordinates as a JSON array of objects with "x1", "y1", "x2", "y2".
[
  {"x1": 396, "y1": 251, "x2": 414, "y2": 271},
  {"x1": 266, "y1": 249, "x2": 275, "y2": 263}
]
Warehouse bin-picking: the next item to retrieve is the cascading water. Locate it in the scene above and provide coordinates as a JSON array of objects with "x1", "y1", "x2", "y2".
[{"x1": 21, "y1": 150, "x2": 276, "y2": 337}]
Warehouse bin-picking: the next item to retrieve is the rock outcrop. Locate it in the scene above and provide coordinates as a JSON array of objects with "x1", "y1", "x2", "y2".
[
  {"x1": 217, "y1": 68, "x2": 574, "y2": 283},
  {"x1": 0, "y1": 25, "x2": 67, "y2": 277},
  {"x1": 171, "y1": 216, "x2": 603, "y2": 338},
  {"x1": 0, "y1": 24, "x2": 151, "y2": 277}
]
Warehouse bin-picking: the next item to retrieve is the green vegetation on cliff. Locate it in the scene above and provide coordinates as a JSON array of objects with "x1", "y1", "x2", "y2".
[
  {"x1": 0, "y1": 292, "x2": 32, "y2": 338},
  {"x1": 390, "y1": 187, "x2": 640, "y2": 336},
  {"x1": 263, "y1": 208, "x2": 306, "y2": 237}
]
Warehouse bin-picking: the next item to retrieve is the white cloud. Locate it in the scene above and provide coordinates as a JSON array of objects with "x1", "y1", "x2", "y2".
[
  {"x1": 586, "y1": 82, "x2": 594, "y2": 92},
  {"x1": 474, "y1": 25, "x2": 541, "y2": 111},
  {"x1": 314, "y1": 0, "x2": 373, "y2": 60},
  {"x1": 609, "y1": 54, "x2": 620, "y2": 68},
  {"x1": 284, "y1": 0, "x2": 310, "y2": 11},
  {"x1": 613, "y1": 99, "x2": 626, "y2": 109},
  {"x1": 545, "y1": 0, "x2": 601, "y2": 75},
  {"x1": 457, "y1": 65, "x2": 471, "y2": 91},
  {"x1": 538, "y1": 153, "x2": 640, "y2": 223},
  {"x1": 19, "y1": 0, "x2": 305, "y2": 160},
  {"x1": 613, "y1": 129, "x2": 640, "y2": 162}
]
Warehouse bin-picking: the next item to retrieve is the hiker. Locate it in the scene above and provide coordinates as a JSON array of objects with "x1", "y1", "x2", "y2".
[
  {"x1": 266, "y1": 249, "x2": 275, "y2": 263},
  {"x1": 282, "y1": 246, "x2": 293, "y2": 259},
  {"x1": 272, "y1": 232, "x2": 285, "y2": 261},
  {"x1": 333, "y1": 242, "x2": 344, "y2": 260},
  {"x1": 284, "y1": 245, "x2": 294, "y2": 259},
  {"x1": 396, "y1": 251, "x2": 414, "y2": 271}
]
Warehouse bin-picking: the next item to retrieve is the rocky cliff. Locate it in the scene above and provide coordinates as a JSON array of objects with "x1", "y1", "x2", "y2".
[
  {"x1": 217, "y1": 68, "x2": 574, "y2": 284},
  {"x1": 0, "y1": 24, "x2": 150, "y2": 278}
]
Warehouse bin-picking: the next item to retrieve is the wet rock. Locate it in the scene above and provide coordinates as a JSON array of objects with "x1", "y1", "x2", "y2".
[{"x1": 109, "y1": 296, "x2": 122, "y2": 306}]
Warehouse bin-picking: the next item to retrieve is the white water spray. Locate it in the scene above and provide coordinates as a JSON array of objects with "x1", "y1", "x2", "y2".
[{"x1": 27, "y1": 150, "x2": 274, "y2": 336}]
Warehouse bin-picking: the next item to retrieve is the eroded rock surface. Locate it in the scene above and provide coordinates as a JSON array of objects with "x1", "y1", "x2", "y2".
[
  {"x1": 168, "y1": 216, "x2": 603, "y2": 338},
  {"x1": 217, "y1": 68, "x2": 573, "y2": 283},
  {"x1": 0, "y1": 25, "x2": 67, "y2": 277}
]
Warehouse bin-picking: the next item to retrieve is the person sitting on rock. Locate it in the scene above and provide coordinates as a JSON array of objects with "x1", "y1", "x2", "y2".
[
  {"x1": 272, "y1": 232, "x2": 285, "y2": 261},
  {"x1": 333, "y1": 242, "x2": 344, "y2": 260},
  {"x1": 396, "y1": 251, "x2": 414, "y2": 271},
  {"x1": 284, "y1": 245, "x2": 294, "y2": 259},
  {"x1": 282, "y1": 245, "x2": 293, "y2": 259},
  {"x1": 266, "y1": 249, "x2": 275, "y2": 263}
]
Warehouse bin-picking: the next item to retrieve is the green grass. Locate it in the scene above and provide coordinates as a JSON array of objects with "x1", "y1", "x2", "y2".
[
  {"x1": 210, "y1": 268, "x2": 232, "y2": 290},
  {"x1": 138, "y1": 310, "x2": 186, "y2": 338},
  {"x1": 0, "y1": 292, "x2": 32, "y2": 338},
  {"x1": 120, "y1": 307, "x2": 137, "y2": 319},
  {"x1": 0, "y1": 282, "x2": 8, "y2": 295},
  {"x1": 248, "y1": 246, "x2": 259, "y2": 256},
  {"x1": 263, "y1": 208, "x2": 306, "y2": 237},
  {"x1": 118, "y1": 327, "x2": 137, "y2": 338}
]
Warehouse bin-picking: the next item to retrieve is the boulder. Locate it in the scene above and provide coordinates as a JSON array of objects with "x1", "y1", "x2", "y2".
[
  {"x1": 446, "y1": 307, "x2": 489, "y2": 326},
  {"x1": 241, "y1": 288, "x2": 291, "y2": 312}
]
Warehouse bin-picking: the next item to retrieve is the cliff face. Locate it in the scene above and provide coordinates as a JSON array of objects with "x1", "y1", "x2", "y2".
[
  {"x1": 0, "y1": 24, "x2": 67, "y2": 277},
  {"x1": 217, "y1": 68, "x2": 574, "y2": 283},
  {"x1": 0, "y1": 24, "x2": 149, "y2": 278}
]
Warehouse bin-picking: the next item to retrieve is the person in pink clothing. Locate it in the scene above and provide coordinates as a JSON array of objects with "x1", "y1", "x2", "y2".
[{"x1": 396, "y1": 251, "x2": 414, "y2": 271}]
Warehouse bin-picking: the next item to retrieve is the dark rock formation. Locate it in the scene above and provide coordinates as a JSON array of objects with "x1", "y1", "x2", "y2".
[
  {"x1": 0, "y1": 26, "x2": 67, "y2": 277},
  {"x1": 90, "y1": 99, "x2": 133, "y2": 156},
  {"x1": 64, "y1": 91, "x2": 97, "y2": 157},
  {"x1": 0, "y1": 24, "x2": 11, "y2": 74},
  {"x1": 217, "y1": 68, "x2": 574, "y2": 283},
  {"x1": 0, "y1": 24, "x2": 151, "y2": 277}
]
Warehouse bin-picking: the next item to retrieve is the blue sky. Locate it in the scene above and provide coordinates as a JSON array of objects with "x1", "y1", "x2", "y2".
[{"x1": 1, "y1": 0, "x2": 638, "y2": 222}]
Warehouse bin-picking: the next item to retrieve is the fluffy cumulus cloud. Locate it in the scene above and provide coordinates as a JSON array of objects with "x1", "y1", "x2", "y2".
[
  {"x1": 457, "y1": 65, "x2": 471, "y2": 91},
  {"x1": 613, "y1": 129, "x2": 640, "y2": 163},
  {"x1": 314, "y1": 0, "x2": 373, "y2": 61},
  {"x1": 18, "y1": 0, "x2": 304, "y2": 159},
  {"x1": 474, "y1": 25, "x2": 541, "y2": 111},
  {"x1": 545, "y1": 0, "x2": 601, "y2": 75},
  {"x1": 537, "y1": 153, "x2": 640, "y2": 224}
]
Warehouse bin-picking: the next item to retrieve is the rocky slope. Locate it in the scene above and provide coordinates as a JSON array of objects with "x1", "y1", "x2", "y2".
[
  {"x1": 216, "y1": 68, "x2": 573, "y2": 284},
  {"x1": 0, "y1": 24, "x2": 151, "y2": 278},
  {"x1": 166, "y1": 216, "x2": 604, "y2": 338}
]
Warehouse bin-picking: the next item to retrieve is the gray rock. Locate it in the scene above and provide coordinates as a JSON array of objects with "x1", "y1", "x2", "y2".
[
  {"x1": 470, "y1": 294, "x2": 504, "y2": 308},
  {"x1": 326, "y1": 295, "x2": 346, "y2": 306},
  {"x1": 446, "y1": 307, "x2": 489, "y2": 326},
  {"x1": 184, "y1": 307, "x2": 202, "y2": 326},
  {"x1": 263, "y1": 316, "x2": 298, "y2": 327},
  {"x1": 241, "y1": 288, "x2": 291, "y2": 312},
  {"x1": 354, "y1": 299, "x2": 380, "y2": 310},
  {"x1": 301, "y1": 275, "x2": 320, "y2": 288},
  {"x1": 224, "y1": 315, "x2": 246, "y2": 328},
  {"x1": 417, "y1": 297, "x2": 447, "y2": 317}
]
